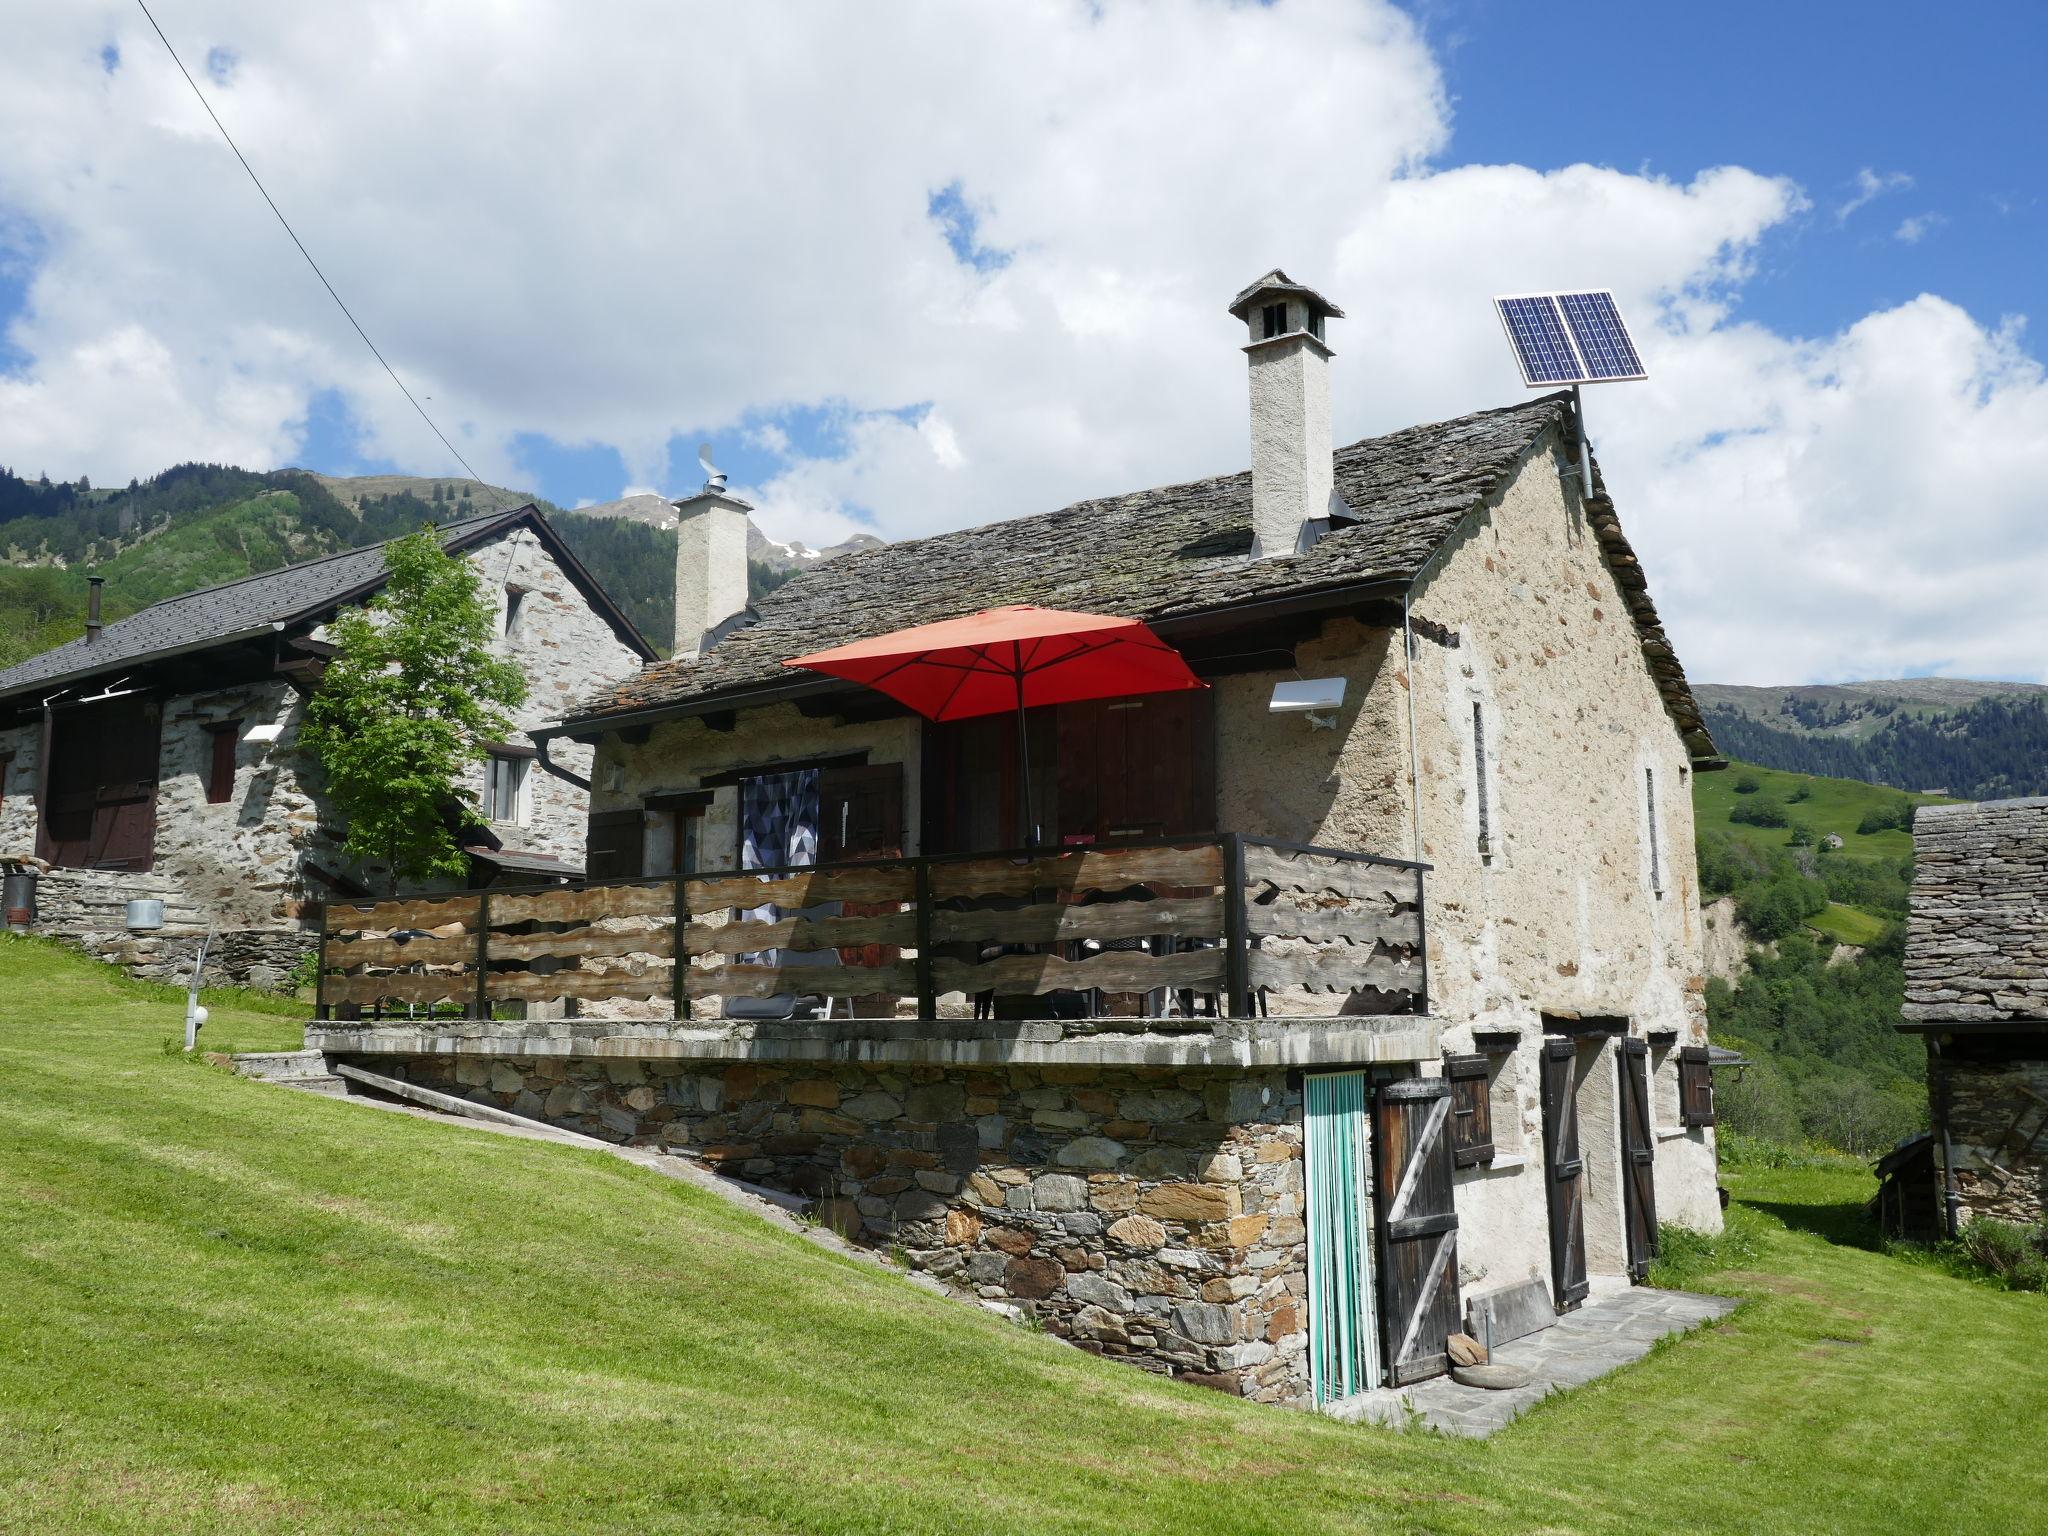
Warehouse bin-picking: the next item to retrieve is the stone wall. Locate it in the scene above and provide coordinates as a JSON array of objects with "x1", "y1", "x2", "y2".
[
  {"x1": 69, "y1": 924, "x2": 316, "y2": 989},
  {"x1": 1907, "y1": 797, "x2": 2048, "y2": 1023},
  {"x1": 1939, "y1": 1048, "x2": 2048, "y2": 1225},
  {"x1": 358, "y1": 1051, "x2": 1314, "y2": 1403}
]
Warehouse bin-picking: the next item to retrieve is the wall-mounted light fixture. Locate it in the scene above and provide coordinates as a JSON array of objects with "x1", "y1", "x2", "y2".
[{"x1": 1269, "y1": 677, "x2": 1346, "y2": 731}]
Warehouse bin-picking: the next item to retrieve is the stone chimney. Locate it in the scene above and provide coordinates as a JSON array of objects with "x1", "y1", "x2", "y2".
[
  {"x1": 672, "y1": 461, "x2": 752, "y2": 658},
  {"x1": 1227, "y1": 270, "x2": 1345, "y2": 559},
  {"x1": 85, "y1": 574, "x2": 104, "y2": 644}
]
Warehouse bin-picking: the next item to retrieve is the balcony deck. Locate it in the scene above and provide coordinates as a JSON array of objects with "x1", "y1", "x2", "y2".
[{"x1": 311, "y1": 835, "x2": 1431, "y2": 1067}]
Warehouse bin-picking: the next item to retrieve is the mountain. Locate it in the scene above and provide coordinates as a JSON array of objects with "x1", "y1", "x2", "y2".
[
  {"x1": 1698, "y1": 679, "x2": 2048, "y2": 800},
  {"x1": 0, "y1": 463, "x2": 881, "y2": 667}
]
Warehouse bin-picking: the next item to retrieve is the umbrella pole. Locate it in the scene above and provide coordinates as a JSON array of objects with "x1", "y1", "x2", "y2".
[{"x1": 1014, "y1": 664, "x2": 1037, "y2": 849}]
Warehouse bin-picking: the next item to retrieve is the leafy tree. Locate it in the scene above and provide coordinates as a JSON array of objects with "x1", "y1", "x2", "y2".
[
  {"x1": 300, "y1": 528, "x2": 525, "y2": 890},
  {"x1": 1733, "y1": 772, "x2": 1761, "y2": 794},
  {"x1": 1729, "y1": 796, "x2": 1789, "y2": 828}
]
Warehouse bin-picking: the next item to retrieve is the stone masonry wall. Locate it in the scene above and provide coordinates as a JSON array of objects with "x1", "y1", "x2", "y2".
[
  {"x1": 360, "y1": 1052, "x2": 1314, "y2": 1403},
  {"x1": 1941, "y1": 1051, "x2": 2048, "y2": 1226}
]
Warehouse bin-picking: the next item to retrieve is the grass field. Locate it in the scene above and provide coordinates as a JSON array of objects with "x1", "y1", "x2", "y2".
[
  {"x1": 2, "y1": 939, "x2": 2042, "y2": 1535},
  {"x1": 1691, "y1": 759, "x2": 1952, "y2": 866}
]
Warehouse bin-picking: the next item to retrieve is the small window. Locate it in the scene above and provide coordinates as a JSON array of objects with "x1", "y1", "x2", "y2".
[
  {"x1": 1445, "y1": 1054, "x2": 1494, "y2": 1166},
  {"x1": 1644, "y1": 766, "x2": 1663, "y2": 897},
  {"x1": 1471, "y1": 701, "x2": 1492, "y2": 859},
  {"x1": 1679, "y1": 1047, "x2": 1716, "y2": 1128},
  {"x1": 586, "y1": 808, "x2": 646, "y2": 881},
  {"x1": 203, "y1": 722, "x2": 241, "y2": 804},
  {"x1": 1262, "y1": 302, "x2": 1287, "y2": 339},
  {"x1": 500, "y1": 586, "x2": 528, "y2": 637},
  {"x1": 1307, "y1": 309, "x2": 1324, "y2": 341},
  {"x1": 487, "y1": 753, "x2": 531, "y2": 826}
]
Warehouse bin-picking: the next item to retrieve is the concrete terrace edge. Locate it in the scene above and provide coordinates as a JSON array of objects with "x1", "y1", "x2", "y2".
[{"x1": 304, "y1": 1013, "x2": 1441, "y2": 1069}]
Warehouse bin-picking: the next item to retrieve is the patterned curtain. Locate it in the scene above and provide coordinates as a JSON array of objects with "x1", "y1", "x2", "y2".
[{"x1": 732, "y1": 769, "x2": 824, "y2": 1010}]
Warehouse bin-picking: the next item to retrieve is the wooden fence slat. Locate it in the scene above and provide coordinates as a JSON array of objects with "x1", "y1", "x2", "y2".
[
  {"x1": 686, "y1": 961, "x2": 920, "y2": 1000},
  {"x1": 488, "y1": 883, "x2": 676, "y2": 925},
  {"x1": 682, "y1": 911, "x2": 916, "y2": 958},
  {"x1": 321, "y1": 935, "x2": 477, "y2": 969},
  {"x1": 1243, "y1": 904, "x2": 1420, "y2": 947},
  {"x1": 927, "y1": 845, "x2": 1223, "y2": 901},
  {"x1": 489, "y1": 968, "x2": 676, "y2": 1003},
  {"x1": 930, "y1": 894, "x2": 1222, "y2": 947},
  {"x1": 1243, "y1": 846, "x2": 1412, "y2": 906},
  {"x1": 320, "y1": 971, "x2": 478, "y2": 1007},
  {"x1": 1247, "y1": 948, "x2": 1421, "y2": 995},
  {"x1": 325, "y1": 895, "x2": 482, "y2": 931},
  {"x1": 684, "y1": 867, "x2": 916, "y2": 909},
  {"x1": 485, "y1": 927, "x2": 675, "y2": 963},
  {"x1": 930, "y1": 947, "x2": 1223, "y2": 998}
]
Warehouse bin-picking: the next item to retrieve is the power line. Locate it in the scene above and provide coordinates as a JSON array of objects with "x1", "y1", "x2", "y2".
[{"x1": 133, "y1": 0, "x2": 516, "y2": 512}]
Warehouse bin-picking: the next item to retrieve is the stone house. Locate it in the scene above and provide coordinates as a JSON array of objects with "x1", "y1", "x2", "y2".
[
  {"x1": 0, "y1": 506, "x2": 653, "y2": 983},
  {"x1": 308, "y1": 273, "x2": 1726, "y2": 1407},
  {"x1": 1889, "y1": 796, "x2": 2048, "y2": 1235}
]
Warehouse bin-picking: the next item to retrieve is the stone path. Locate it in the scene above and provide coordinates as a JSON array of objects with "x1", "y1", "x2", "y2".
[{"x1": 1329, "y1": 1286, "x2": 1740, "y2": 1437}]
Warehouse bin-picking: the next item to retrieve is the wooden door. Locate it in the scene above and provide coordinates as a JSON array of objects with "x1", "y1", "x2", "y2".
[
  {"x1": 1371, "y1": 1077, "x2": 1461, "y2": 1385},
  {"x1": 1540, "y1": 1039, "x2": 1590, "y2": 1311},
  {"x1": 1054, "y1": 691, "x2": 1215, "y2": 843},
  {"x1": 1618, "y1": 1037, "x2": 1660, "y2": 1283},
  {"x1": 1305, "y1": 1070, "x2": 1380, "y2": 1403},
  {"x1": 38, "y1": 694, "x2": 160, "y2": 871}
]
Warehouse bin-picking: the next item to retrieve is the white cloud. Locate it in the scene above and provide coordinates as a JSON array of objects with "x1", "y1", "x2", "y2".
[
  {"x1": 1894, "y1": 212, "x2": 1946, "y2": 244},
  {"x1": 1838, "y1": 167, "x2": 1913, "y2": 223},
  {"x1": 0, "y1": 1, "x2": 2042, "y2": 685}
]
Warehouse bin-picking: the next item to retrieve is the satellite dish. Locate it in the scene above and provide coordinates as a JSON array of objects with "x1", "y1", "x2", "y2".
[{"x1": 697, "y1": 442, "x2": 727, "y2": 494}]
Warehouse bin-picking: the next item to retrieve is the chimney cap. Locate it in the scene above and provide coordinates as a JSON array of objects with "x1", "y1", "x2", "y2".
[{"x1": 1228, "y1": 269, "x2": 1344, "y2": 323}]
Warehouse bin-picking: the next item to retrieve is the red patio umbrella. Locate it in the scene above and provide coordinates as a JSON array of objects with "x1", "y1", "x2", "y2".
[{"x1": 784, "y1": 604, "x2": 1206, "y2": 846}]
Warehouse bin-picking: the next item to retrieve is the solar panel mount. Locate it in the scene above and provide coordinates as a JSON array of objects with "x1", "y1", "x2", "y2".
[{"x1": 1493, "y1": 290, "x2": 1647, "y2": 389}]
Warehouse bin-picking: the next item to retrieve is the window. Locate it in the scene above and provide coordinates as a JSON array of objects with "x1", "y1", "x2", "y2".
[
  {"x1": 1262, "y1": 302, "x2": 1287, "y2": 339},
  {"x1": 1445, "y1": 1054, "x2": 1494, "y2": 1166},
  {"x1": 1307, "y1": 309, "x2": 1324, "y2": 341},
  {"x1": 203, "y1": 721, "x2": 240, "y2": 805},
  {"x1": 499, "y1": 586, "x2": 528, "y2": 638},
  {"x1": 1679, "y1": 1047, "x2": 1716, "y2": 1128},
  {"x1": 643, "y1": 791, "x2": 711, "y2": 877},
  {"x1": 1644, "y1": 766, "x2": 1663, "y2": 897},
  {"x1": 586, "y1": 809, "x2": 645, "y2": 881},
  {"x1": 1471, "y1": 701, "x2": 1492, "y2": 858},
  {"x1": 486, "y1": 753, "x2": 531, "y2": 826}
]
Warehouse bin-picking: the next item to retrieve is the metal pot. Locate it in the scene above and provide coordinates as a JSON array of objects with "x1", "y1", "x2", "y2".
[{"x1": 3, "y1": 870, "x2": 35, "y2": 934}]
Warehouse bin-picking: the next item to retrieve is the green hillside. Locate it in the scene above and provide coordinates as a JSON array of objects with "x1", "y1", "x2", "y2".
[
  {"x1": 1694, "y1": 760, "x2": 1955, "y2": 864},
  {"x1": 3, "y1": 939, "x2": 2044, "y2": 1533}
]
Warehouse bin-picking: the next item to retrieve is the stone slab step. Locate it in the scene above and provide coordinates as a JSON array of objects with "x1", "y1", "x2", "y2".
[{"x1": 232, "y1": 1049, "x2": 330, "y2": 1083}]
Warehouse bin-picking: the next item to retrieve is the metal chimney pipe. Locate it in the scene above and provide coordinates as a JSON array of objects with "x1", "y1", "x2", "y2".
[{"x1": 85, "y1": 575, "x2": 104, "y2": 644}]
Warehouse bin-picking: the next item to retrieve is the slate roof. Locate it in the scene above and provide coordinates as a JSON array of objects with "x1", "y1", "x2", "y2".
[
  {"x1": 0, "y1": 507, "x2": 654, "y2": 703},
  {"x1": 1903, "y1": 796, "x2": 2048, "y2": 1026},
  {"x1": 569, "y1": 393, "x2": 1715, "y2": 759}
]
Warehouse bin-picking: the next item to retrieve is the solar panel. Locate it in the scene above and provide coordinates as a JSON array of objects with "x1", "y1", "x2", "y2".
[{"x1": 1493, "y1": 290, "x2": 1647, "y2": 387}]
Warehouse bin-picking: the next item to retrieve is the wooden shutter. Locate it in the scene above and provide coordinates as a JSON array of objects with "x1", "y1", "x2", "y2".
[
  {"x1": 819, "y1": 762, "x2": 904, "y2": 862},
  {"x1": 1371, "y1": 1078, "x2": 1461, "y2": 1385},
  {"x1": 1618, "y1": 1038, "x2": 1660, "y2": 1283},
  {"x1": 585, "y1": 809, "x2": 645, "y2": 881},
  {"x1": 1679, "y1": 1047, "x2": 1716, "y2": 1128},
  {"x1": 205, "y1": 723, "x2": 240, "y2": 805},
  {"x1": 1444, "y1": 1054, "x2": 1494, "y2": 1167},
  {"x1": 1540, "y1": 1038, "x2": 1590, "y2": 1311}
]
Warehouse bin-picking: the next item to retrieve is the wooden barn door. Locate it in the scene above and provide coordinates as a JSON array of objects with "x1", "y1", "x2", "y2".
[
  {"x1": 1371, "y1": 1077, "x2": 1461, "y2": 1385},
  {"x1": 1304, "y1": 1071, "x2": 1380, "y2": 1404},
  {"x1": 1618, "y1": 1038, "x2": 1660, "y2": 1283},
  {"x1": 38, "y1": 694, "x2": 161, "y2": 871},
  {"x1": 1541, "y1": 1039, "x2": 1590, "y2": 1311}
]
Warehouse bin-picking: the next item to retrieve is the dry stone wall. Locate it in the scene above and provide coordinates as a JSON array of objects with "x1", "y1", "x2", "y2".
[
  {"x1": 1939, "y1": 1053, "x2": 2048, "y2": 1225},
  {"x1": 358, "y1": 1051, "x2": 1314, "y2": 1403}
]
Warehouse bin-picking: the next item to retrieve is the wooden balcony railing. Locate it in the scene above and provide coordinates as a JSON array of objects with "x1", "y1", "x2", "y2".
[{"x1": 313, "y1": 835, "x2": 1428, "y2": 1023}]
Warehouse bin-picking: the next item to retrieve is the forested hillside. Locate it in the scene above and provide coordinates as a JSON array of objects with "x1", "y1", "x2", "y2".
[
  {"x1": 0, "y1": 464, "x2": 793, "y2": 667},
  {"x1": 1701, "y1": 692, "x2": 2048, "y2": 800},
  {"x1": 1693, "y1": 760, "x2": 1937, "y2": 1156}
]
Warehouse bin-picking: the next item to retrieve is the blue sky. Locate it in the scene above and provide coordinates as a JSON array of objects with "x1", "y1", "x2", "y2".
[
  {"x1": 1409, "y1": 0, "x2": 2044, "y2": 339},
  {"x1": 4, "y1": 2, "x2": 2046, "y2": 682}
]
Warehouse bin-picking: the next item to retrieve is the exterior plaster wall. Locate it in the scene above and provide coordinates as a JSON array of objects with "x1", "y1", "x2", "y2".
[{"x1": 361, "y1": 1050, "x2": 1313, "y2": 1403}]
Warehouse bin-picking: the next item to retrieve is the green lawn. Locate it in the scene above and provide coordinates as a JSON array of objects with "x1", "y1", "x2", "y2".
[
  {"x1": 1692, "y1": 759, "x2": 1953, "y2": 866},
  {"x1": 1806, "y1": 902, "x2": 1891, "y2": 947},
  {"x1": 2, "y1": 939, "x2": 2042, "y2": 1535}
]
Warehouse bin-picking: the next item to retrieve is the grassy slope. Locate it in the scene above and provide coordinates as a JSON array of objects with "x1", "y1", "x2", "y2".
[
  {"x1": 1693, "y1": 759, "x2": 1952, "y2": 942},
  {"x1": 1, "y1": 940, "x2": 2042, "y2": 1535}
]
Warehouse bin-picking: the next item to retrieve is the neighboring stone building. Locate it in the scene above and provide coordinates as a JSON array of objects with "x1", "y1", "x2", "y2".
[
  {"x1": 309, "y1": 273, "x2": 1727, "y2": 1407},
  {"x1": 1891, "y1": 796, "x2": 2048, "y2": 1234},
  {"x1": 0, "y1": 506, "x2": 652, "y2": 983}
]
